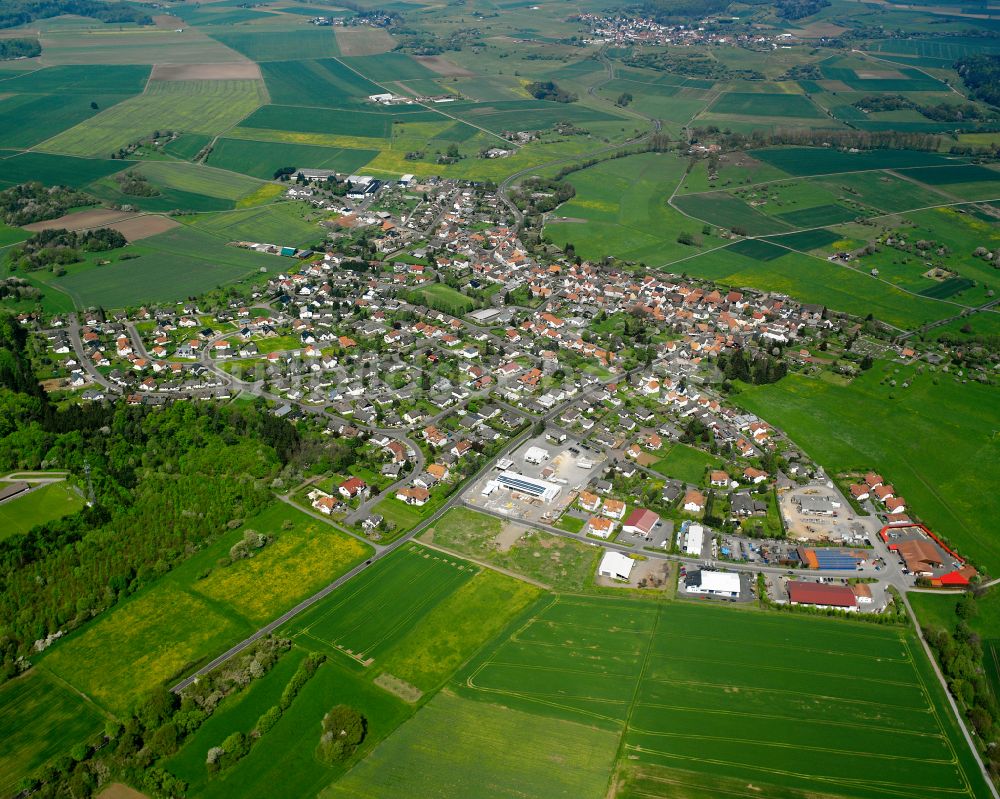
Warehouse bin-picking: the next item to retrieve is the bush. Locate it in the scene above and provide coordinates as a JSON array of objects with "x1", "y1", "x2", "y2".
[
  {"x1": 254, "y1": 705, "x2": 282, "y2": 736},
  {"x1": 316, "y1": 705, "x2": 366, "y2": 764}
]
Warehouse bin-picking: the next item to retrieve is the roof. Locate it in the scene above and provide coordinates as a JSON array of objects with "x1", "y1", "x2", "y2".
[
  {"x1": 787, "y1": 581, "x2": 856, "y2": 608},
  {"x1": 599, "y1": 551, "x2": 634, "y2": 579},
  {"x1": 623, "y1": 508, "x2": 659, "y2": 534},
  {"x1": 688, "y1": 570, "x2": 740, "y2": 594},
  {"x1": 894, "y1": 539, "x2": 943, "y2": 571}
]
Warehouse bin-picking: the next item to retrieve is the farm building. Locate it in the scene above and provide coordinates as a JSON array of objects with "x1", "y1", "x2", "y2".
[
  {"x1": 786, "y1": 581, "x2": 857, "y2": 611},
  {"x1": 622, "y1": 508, "x2": 659, "y2": 538},
  {"x1": 880, "y1": 524, "x2": 977, "y2": 586},
  {"x1": 598, "y1": 551, "x2": 634, "y2": 581},
  {"x1": 685, "y1": 570, "x2": 740, "y2": 598},
  {"x1": 493, "y1": 471, "x2": 561, "y2": 502}
]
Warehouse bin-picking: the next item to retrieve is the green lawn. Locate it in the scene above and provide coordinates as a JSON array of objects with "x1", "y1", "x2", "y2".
[
  {"x1": 736, "y1": 363, "x2": 1000, "y2": 573},
  {"x1": 651, "y1": 443, "x2": 724, "y2": 485},
  {"x1": 0, "y1": 482, "x2": 84, "y2": 540}
]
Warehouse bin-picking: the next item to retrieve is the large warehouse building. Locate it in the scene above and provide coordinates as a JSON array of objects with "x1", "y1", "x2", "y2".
[
  {"x1": 491, "y1": 471, "x2": 562, "y2": 502},
  {"x1": 786, "y1": 581, "x2": 857, "y2": 611},
  {"x1": 685, "y1": 570, "x2": 740, "y2": 598}
]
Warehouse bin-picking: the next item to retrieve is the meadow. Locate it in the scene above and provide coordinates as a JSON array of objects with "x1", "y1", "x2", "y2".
[
  {"x1": 736, "y1": 362, "x2": 1000, "y2": 573},
  {"x1": 423, "y1": 507, "x2": 601, "y2": 592},
  {"x1": 0, "y1": 481, "x2": 85, "y2": 540},
  {"x1": 40, "y1": 503, "x2": 371, "y2": 713},
  {"x1": 0, "y1": 152, "x2": 126, "y2": 189},
  {"x1": 0, "y1": 669, "x2": 106, "y2": 796},
  {"x1": 38, "y1": 80, "x2": 266, "y2": 158},
  {"x1": 401, "y1": 283, "x2": 474, "y2": 314},
  {"x1": 260, "y1": 58, "x2": 383, "y2": 108},
  {"x1": 210, "y1": 29, "x2": 341, "y2": 62},
  {"x1": 545, "y1": 152, "x2": 725, "y2": 266},
  {"x1": 185, "y1": 203, "x2": 325, "y2": 248},
  {"x1": 51, "y1": 227, "x2": 284, "y2": 308},
  {"x1": 710, "y1": 92, "x2": 822, "y2": 118}
]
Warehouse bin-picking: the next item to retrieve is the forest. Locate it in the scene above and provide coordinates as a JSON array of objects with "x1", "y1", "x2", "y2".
[
  {"x1": 955, "y1": 54, "x2": 1000, "y2": 107},
  {"x1": 0, "y1": 37, "x2": 40, "y2": 60},
  {"x1": 0, "y1": 0, "x2": 151, "y2": 28},
  {"x1": 9, "y1": 228, "x2": 128, "y2": 272},
  {"x1": 0, "y1": 183, "x2": 95, "y2": 227}
]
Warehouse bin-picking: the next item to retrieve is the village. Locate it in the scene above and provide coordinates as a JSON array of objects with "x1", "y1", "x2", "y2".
[{"x1": 14, "y1": 172, "x2": 978, "y2": 615}]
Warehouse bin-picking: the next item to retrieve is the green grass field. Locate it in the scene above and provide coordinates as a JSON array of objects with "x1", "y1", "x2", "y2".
[
  {"x1": 750, "y1": 147, "x2": 957, "y2": 178},
  {"x1": 38, "y1": 80, "x2": 266, "y2": 157},
  {"x1": 736, "y1": 363, "x2": 1000, "y2": 572},
  {"x1": 0, "y1": 669, "x2": 106, "y2": 796},
  {"x1": 259, "y1": 59, "x2": 382, "y2": 108},
  {"x1": 711, "y1": 92, "x2": 822, "y2": 118},
  {"x1": 323, "y1": 690, "x2": 621, "y2": 799},
  {"x1": 51, "y1": 226, "x2": 286, "y2": 308},
  {"x1": 340, "y1": 52, "x2": 437, "y2": 82},
  {"x1": 185, "y1": 203, "x2": 324, "y2": 248},
  {"x1": 545, "y1": 152, "x2": 725, "y2": 265},
  {"x1": 210, "y1": 29, "x2": 340, "y2": 62},
  {"x1": 0, "y1": 93, "x2": 134, "y2": 149},
  {"x1": 402, "y1": 283, "x2": 474, "y2": 314},
  {"x1": 0, "y1": 482, "x2": 85, "y2": 540},
  {"x1": 0, "y1": 152, "x2": 126, "y2": 189},
  {"x1": 40, "y1": 503, "x2": 371, "y2": 714},
  {"x1": 651, "y1": 443, "x2": 725, "y2": 485}
]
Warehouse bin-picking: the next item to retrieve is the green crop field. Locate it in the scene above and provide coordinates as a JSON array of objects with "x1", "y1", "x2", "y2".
[
  {"x1": 750, "y1": 147, "x2": 956, "y2": 178},
  {"x1": 208, "y1": 137, "x2": 378, "y2": 179},
  {"x1": 340, "y1": 53, "x2": 437, "y2": 82},
  {"x1": 185, "y1": 203, "x2": 324, "y2": 248},
  {"x1": 545, "y1": 152, "x2": 727, "y2": 265},
  {"x1": 445, "y1": 99, "x2": 622, "y2": 134},
  {"x1": 324, "y1": 690, "x2": 620, "y2": 799},
  {"x1": 651, "y1": 443, "x2": 725, "y2": 485},
  {"x1": 51, "y1": 227, "x2": 285, "y2": 308},
  {"x1": 0, "y1": 64, "x2": 149, "y2": 94},
  {"x1": 260, "y1": 59, "x2": 383, "y2": 108},
  {"x1": 285, "y1": 545, "x2": 475, "y2": 664},
  {"x1": 38, "y1": 80, "x2": 266, "y2": 158},
  {"x1": 0, "y1": 669, "x2": 106, "y2": 796},
  {"x1": 210, "y1": 29, "x2": 341, "y2": 62},
  {"x1": 736, "y1": 362, "x2": 1000, "y2": 572},
  {"x1": 897, "y1": 164, "x2": 1000, "y2": 186},
  {"x1": 0, "y1": 152, "x2": 126, "y2": 189},
  {"x1": 239, "y1": 104, "x2": 397, "y2": 139},
  {"x1": 134, "y1": 161, "x2": 264, "y2": 202},
  {"x1": 764, "y1": 228, "x2": 842, "y2": 251},
  {"x1": 711, "y1": 92, "x2": 822, "y2": 118},
  {"x1": 0, "y1": 93, "x2": 134, "y2": 149},
  {"x1": 449, "y1": 594, "x2": 990, "y2": 799},
  {"x1": 672, "y1": 192, "x2": 792, "y2": 236},
  {"x1": 0, "y1": 482, "x2": 85, "y2": 540},
  {"x1": 776, "y1": 203, "x2": 859, "y2": 227},
  {"x1": 164, "y1": 132, "x2": 213, "y2": 161}
]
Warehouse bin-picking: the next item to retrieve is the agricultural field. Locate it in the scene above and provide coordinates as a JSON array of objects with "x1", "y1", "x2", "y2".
[
  {"x1": 210, "y1": 29, "x2": 341, "y2": 62},
  {"x1": 449, "y1": 595, "x2": 990, "y2": 799},
  {"x1": 38, "y1": 80, "x2": 266, "y2": 158},
  {"x1": 0, "y1": 152, "x2": 127, "y2": 189},
  {"x1": 0, "y1": 481, "x2": 85, "y2": 540},
  {"x1": 0, "y1": 669, "x2": 106, "y2": 797},
  {"x1": 184, "y1": 203, "x2": 326, "y2": 248},
  {"x1": 324, "y1": 691, "x2": 620, "y2": 799},
  {"x1": 207, "y1": 137, "x2": 378, "y2": 179},
  {"x1": 545, "y1": 152, "x2": 725, "y2": 266},
  {"x1": 285, "y1": 545, "x2": 476, "y2": 665},
  {"x1": 39, "y1": 502, "x2": 371, "y2": 713},
  {"x1": 736, "y1": 362, "x2": 1000, "y2": 573},
  {"x1": 37, "y1": 27, "x2": 251, "y2": 65},
  {"x1": 50, "y1": 226, "x2": 286, "y2": 308}
]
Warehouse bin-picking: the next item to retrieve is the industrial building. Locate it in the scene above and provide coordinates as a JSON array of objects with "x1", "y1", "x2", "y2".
[
  {"x1": 489, "y1": 471, "x2": 562, "y2": 502},
  {"x1": 685, "y1": 570, "x2": 740, "y2": 598},
  {"x1": 622, "y1": 508, "x2": 659, "y2": 538},
  {"x1": 786, "y1": 581, "x2": 857, "y2": 611}
]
